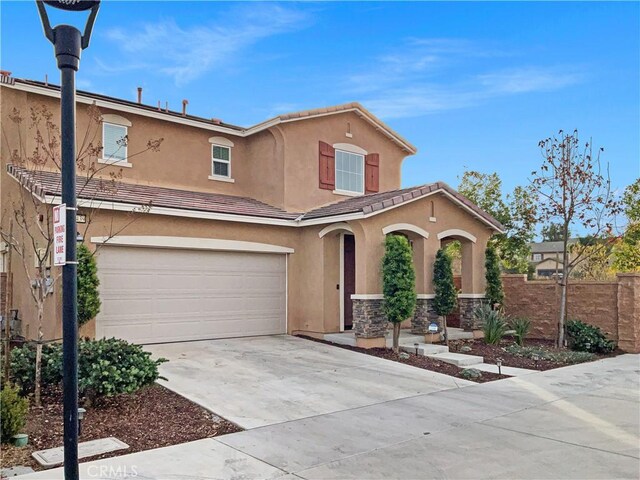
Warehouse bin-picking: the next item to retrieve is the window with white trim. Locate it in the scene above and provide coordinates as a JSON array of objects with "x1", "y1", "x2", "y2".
[
  {"x1": 335, "y1": 149, "x2": 364, "y2": 194},
  {"x1": 212, "y1": 145, "x2": 231, "y2": 178},
  {"x1": 532, "y1": 253, "x2": 542, "y2": 261},
  {"x1": 102, "y1": 122, "x2": 128, "y2": 162}
]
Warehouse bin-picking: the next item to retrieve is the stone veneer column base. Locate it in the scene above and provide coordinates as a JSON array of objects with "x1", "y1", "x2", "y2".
[
  {"x1": 352, "y1": 298, "x2": 387, "y2": 348},
  {"x1": 411, "y1": 298, "x2": 440, "y2": 334},
  {"x1": 458, "y1": 297, "x2": 486, "y2": 331}
]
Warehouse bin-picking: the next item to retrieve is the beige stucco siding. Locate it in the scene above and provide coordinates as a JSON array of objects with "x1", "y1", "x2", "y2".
[{"x1": 278, "y1": 111, "x2": 409, "y2": 212}]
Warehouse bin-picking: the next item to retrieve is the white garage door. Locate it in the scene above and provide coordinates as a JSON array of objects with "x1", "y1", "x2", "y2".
[{"x1": 96, "y1": 246, "x2": 287, "y2": 344}]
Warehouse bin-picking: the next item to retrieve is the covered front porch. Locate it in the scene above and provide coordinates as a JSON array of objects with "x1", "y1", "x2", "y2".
[{"x1": 309, "y1": 185, "x2": 504, "y2": 348}]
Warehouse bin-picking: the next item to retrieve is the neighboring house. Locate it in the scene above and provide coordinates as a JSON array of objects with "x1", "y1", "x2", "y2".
[
  {"x1": 529, "y1": 239, "x2": 579, "y2": 279},
  {"x1": 0, "y1": 73, "x2": 504, "y2": 348}
]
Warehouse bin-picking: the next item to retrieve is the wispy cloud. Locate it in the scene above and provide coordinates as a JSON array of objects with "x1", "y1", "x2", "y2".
[
  {"x1": 100, "y1": 4, "x2": 310, "y2": 86},
  {"x1": 344, "y1": 39, "x2": 584, "y2": 119}
]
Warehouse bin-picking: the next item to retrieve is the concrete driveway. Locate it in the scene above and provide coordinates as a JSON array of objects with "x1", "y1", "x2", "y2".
[
  {"x1": 19, "y1": 354, "x2": 640, "y2": 479},
  {"x1": 144, "y1": 335, "x2": 472, "y2": 428}
]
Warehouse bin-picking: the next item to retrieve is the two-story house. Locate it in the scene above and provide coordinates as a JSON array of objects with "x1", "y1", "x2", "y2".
[
  {"x1": 529, "y1": 239, "x2": 579, "y2": 279},
  {"x1": 1, "y1": 73, "x2": 503, "y2": 348}
]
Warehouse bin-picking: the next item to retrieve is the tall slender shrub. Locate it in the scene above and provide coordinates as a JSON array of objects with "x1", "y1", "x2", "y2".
[
  {"x1": 382, "y1": 235, "x2": 417, "y2": 353},
  {"x1": 433, "y1": 249, "x2": 457, "y2": 346},
  {"x1": 485, "y1": 244, "x2": 504, "y2": 309},
  {"x1": 78, "y1": 243, "x2": 101, "y2": 326}
]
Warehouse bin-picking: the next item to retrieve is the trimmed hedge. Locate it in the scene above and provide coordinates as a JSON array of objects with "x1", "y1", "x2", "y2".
[
  {"x1": 10, "y1": 338, "x2": 167, "y2": 401},
  {"x1": 566, "y1": 320, "x2": 616, "y2": 354}
]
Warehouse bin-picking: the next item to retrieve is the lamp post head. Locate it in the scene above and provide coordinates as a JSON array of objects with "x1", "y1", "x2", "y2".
[
  {"x1": 36, "y1": 0, "x2": 100, "y2": 54},
  {"x1": 43, "y1": 0, "x2": 98, "y2": 11}
]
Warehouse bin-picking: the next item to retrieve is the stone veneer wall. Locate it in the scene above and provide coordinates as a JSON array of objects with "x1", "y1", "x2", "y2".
[
  {"x1": 502, "y1": 274, "x2": 640, "y2": 353},
  {"x1": 458, "y1": 297, "x2": 485, "y2": 330},
  {"x1": 411, "y1": 298, "x2": 439, "y2": 334},
  {"x1": 352, "y1": 298, "x2": 387, "y2": 339}
]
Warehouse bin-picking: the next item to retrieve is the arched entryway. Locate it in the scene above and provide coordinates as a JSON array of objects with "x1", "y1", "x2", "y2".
[{"x1": 319, "y1": 223, "x2": 356, "y2": 331}]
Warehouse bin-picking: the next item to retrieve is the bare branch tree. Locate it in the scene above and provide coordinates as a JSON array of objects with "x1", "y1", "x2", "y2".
[
  {"x1": 529, "y1": 130, "x2": 622, "y2": 347},
  {"x1": 1, "y1": 103, "x2": 162, "y2": 405}
]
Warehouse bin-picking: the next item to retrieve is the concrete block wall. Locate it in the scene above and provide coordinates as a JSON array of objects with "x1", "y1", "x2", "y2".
[{"x1": 502, "y1": 273, "x2": 640, "y2": 353}]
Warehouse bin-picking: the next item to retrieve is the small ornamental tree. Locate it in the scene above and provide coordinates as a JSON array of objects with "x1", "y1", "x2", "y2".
[
  {"x1": 485, "y1": 244, "x2": 504, "y2": 309},
  {"x1": 77, "y1": 243, "x2": 101, "y2": 327},
  {"x1": 382, "y1": 235, "x2": 417, "y2": 353},
  {"x1": 433, "y1": 248, "x2": 457, "y2": 346},
  {"x1": 530, "y1": 130, "x2": 621, "y2": 347}
]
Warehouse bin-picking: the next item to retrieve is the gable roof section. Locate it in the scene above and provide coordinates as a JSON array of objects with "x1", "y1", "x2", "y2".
[
  {"x1": 246, "y1": 102, "x2": 417, "y2": 153},
  {"x1": 3, "y1": 78, "x2": 415, "y2": 153},
  {"x1": 530, "y1": 239, "x2": 579, "y2": 253},
  {"x1": 7, "y1": 165, "x2": 300, "y2": 221},
  {"x1": 302, "y1": 182, "x2": 505, "y2": 232}
]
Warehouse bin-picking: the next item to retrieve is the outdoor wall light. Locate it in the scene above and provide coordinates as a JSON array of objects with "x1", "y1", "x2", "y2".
[
  {"x1": 35, "y1": 2, "x2": 101, "y2": 479},
  {"x1": 77, "y1": 407, "x2": 86, "y2": 436}
]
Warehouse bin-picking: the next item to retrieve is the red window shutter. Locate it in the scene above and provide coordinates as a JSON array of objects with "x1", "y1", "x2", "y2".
[
  {"x1": 365, "y1": 153, "x2": 380, "y2": 193},
  {"x1": 319, "y1": 141, "x2": 335, "y2": 190}
]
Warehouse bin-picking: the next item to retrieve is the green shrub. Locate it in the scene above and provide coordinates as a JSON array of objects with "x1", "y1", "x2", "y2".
[
  {"x1": 505, "y1": 344, "x2": 595, "y2": 364},
  {"x1": 1, "y1": 384, "x2": 29, "y2": 443},
  {"x1": 78, "y1": 243, "x2": 101, "y2": 326},
  {"x1": 78, "y1": 338, "x2": 167, "y2": 401},
  {"x1": 10, "y1": 343, "x2": 63, "y2": 395},
  {"x1": 382, "y1": 235, "x2": 417, "y2": 353},
  {"x1": 475, "y1": 304, "x2": 508, "y2": 345},
  {"x1": 10, "y1": 339, "x2": 167, "y2": 401},
  {"x1": 511, "y1": 317, "x2": 531, "y2": 346},
  {"x1": 484, "y1": 244, "x2": 504, "y2": 308},
  {"x1": 566, "y1": 320, "x2": 615, "y2": 354}
]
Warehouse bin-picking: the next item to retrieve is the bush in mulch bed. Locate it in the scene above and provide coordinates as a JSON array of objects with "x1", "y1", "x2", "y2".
[
  {"x1": 298, "y1": 336, "x2": 508, "y2": 383},
  {"x1": 449, "y1": 339, "x2": 601, "y2": 371},
  {"x1": 0, "y1": 383, "x2": 241, "y2": 472}
]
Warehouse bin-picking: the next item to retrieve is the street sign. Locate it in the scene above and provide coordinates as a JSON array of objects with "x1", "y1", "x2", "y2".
[{"x1": 53, "y1": 204, "x2": 66, "y2": 266}]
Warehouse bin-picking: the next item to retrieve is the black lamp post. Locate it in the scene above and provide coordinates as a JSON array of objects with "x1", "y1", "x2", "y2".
[{"x1": 35, "y1": 2, "x2": 100, "y2": 479}]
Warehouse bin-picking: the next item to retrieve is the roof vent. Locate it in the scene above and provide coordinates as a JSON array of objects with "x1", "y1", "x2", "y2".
[
  {"x1": 182, "y1": 99, "x2": 188, "y2": 116},
  {"x1": 137, "y1": 87, "x2": 142, "y2": 104},
  {"x1": 211, "y1": 118, "x2": 222, "y2": 125}
]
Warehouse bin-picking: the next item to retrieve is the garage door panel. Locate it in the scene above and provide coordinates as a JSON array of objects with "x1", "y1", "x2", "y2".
[{"x1": 96, "y1": 246, "x2": 287, "y2": 344}]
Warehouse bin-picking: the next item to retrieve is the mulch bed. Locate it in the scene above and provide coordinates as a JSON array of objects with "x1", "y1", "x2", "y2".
[
  {"x1": 1, "y1": 383, "x2": 241, "y2": 473},
  {"x1": 299, "y1": 336, "x2": 509, "y2": 383},
  {"x1": 448, "y1": 338, "x2": 617, "y2": 371},
  {"x1": 449, "y1": 339, "x2": 562, "y2": 370}
]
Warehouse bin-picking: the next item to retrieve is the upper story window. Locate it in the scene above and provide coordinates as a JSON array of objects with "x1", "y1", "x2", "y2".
[
  {"x1": 212, "y1": 145, "x2": 230, "y2": 177},
  {"x1": 532, "y1": 253, "x2": 542, "y2": 261},
  {"x1": 208, "y1": 136, "x2": 235, "y2": 183},
  {"x1": 100, "y1": 114, "x2": 132, "y2": 167},
  {"x1": 335, "y1": 149, "x2": 364, "y2": 195}
]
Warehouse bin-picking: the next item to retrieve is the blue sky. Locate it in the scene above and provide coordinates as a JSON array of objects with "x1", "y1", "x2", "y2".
[{"x1": 1, "y1": 1, "x2": 639, "y2": 197}]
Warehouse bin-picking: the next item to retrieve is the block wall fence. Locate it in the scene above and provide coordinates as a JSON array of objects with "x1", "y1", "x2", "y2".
[{"x1": 502, "y1": 273, "x2": 640, "y2": 353}]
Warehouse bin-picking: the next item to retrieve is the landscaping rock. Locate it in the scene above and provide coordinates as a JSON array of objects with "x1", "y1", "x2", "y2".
[
  {"x1": 460, "y1": 368, "x2": 483, "y2": 379},
  {"x1": 460, "y1": 346, "x2": 473, "y2": 353},
  {"x1": 399, "y1": 352, "x2": 411, "y2": 360}
]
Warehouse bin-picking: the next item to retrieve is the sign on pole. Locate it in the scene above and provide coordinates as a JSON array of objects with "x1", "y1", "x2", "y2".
[{"x1": 53, "y1": 204, "x2": 66, "y2": 266}]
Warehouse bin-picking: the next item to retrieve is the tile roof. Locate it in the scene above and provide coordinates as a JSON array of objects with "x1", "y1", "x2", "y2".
[
  {"x1": 301, "y1": 182, "x2": 505, "y2": 231},
  {"x1": 529, "y1": 239, "x2": 579, "y2": 253},
  {"x1": 7, "y1": 165, "x2": 504, "y2": 231},
  {"x1": 7, "y1": 165, "x2": 300, "y2": 221}
]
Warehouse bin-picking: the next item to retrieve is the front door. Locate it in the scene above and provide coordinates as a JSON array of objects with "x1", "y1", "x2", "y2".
[{"x1": 343, "y1": 234, "x2": 356, "y2": 330}]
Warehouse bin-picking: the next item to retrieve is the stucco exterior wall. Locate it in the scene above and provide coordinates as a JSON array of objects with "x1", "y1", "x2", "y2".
[{"x1": 278, "y1": 111, "x2": 409, "y2": 212}]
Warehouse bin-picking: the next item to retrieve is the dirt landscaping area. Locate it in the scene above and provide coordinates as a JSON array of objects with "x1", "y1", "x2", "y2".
[
  {"x1": 0, "y1": 383, "x2": 241, "y2": 473},
  {"x1": 299, "y1": 336, "x2": 508, "y2": 382}
]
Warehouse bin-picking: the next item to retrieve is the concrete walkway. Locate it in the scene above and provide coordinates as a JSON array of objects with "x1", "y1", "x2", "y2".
[{"x1": 17, "y1": 352, "x2": 639, "y2": 479}]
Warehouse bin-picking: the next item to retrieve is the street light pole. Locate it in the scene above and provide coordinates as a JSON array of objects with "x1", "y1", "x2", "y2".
[{"x1": 35, "y1": 2, "x2": 100, "y2": 478}]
